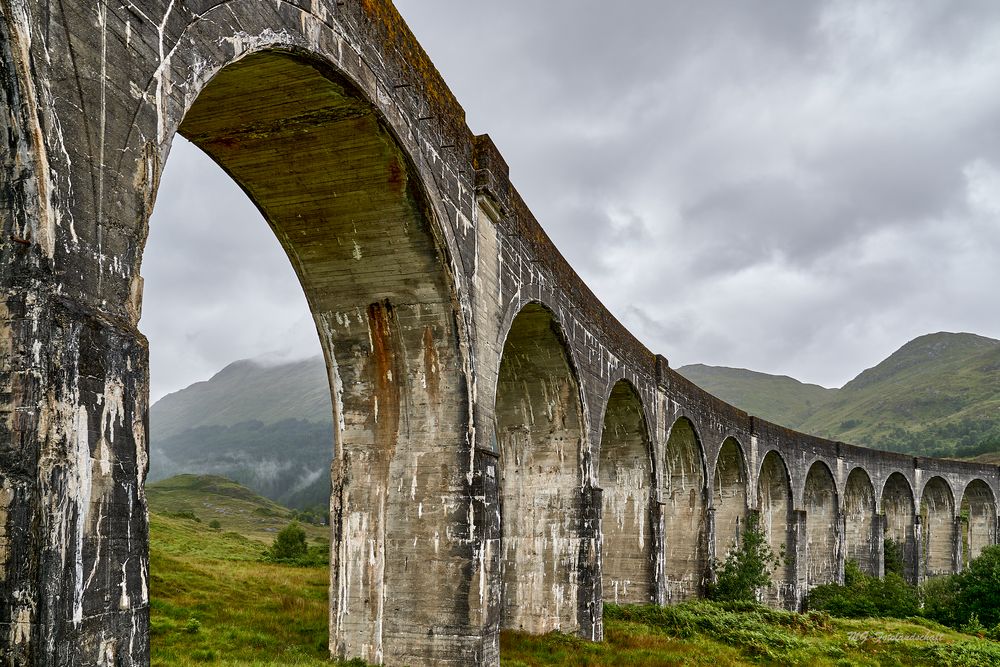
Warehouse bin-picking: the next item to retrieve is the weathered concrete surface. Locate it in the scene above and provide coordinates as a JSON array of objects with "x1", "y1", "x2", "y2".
[
  {"x1": 598, "y1": 380, "x2": 654, "y2": 605},
  {"x1": 844, "y1": 468, "x2": 876, "y2": 575},
  {"x1": 2, "y1": 1, "x2": 1000, "y2": 665}
]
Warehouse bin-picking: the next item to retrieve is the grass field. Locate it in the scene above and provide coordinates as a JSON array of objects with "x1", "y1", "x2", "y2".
[{"x1": 149, "y1": 476, "x2": 1000, "y2": 665}]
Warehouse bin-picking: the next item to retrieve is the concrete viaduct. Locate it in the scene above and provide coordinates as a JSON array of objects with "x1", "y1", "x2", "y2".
[{"x1": 0, "y1": 1, "x2": 997, "y2": 665}]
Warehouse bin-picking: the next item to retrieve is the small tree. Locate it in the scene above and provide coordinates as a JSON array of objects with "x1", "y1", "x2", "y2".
[
  {"x1": 268, "y1": 522, "x2": 308, "y2": 562},
  {"x1": 707, "y1": 512, "x2": 781, "y2": 602}
]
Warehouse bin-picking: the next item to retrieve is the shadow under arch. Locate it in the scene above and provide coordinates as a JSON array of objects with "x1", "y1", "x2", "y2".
[
  {"x1": 756, "y1": 450, "x2": 794, "y2": 607},
  {"x1": 712, "y1": 437, "x2": 749, "y2": 563},
  {"x1": 494, "y1": 302, "x2": 586, "y2": 634},
  {"x1": 597, "y1": 379, "x2": 655, "y2": 605},
  {"x1": 843, "y1": 467, "x2": 877, "y2": 575},
  {"x1": 662, "y1": 416, "x2": 708, "y2": 602},
  {"x1": 803, "y1": 460, "x2": 838, "y2": 587},
  {"x1": 921, "y1": 476, "x2": 957, "y2": 577},
  {"x1": 961, "y1": 479, "x2": 997, "y2": 567},
  {"x1": 164, "y1": 49, "x2": 474, "y2": 664},
  {"x1": 882, "y1": 472, "x2": 918, "y2": 582}
]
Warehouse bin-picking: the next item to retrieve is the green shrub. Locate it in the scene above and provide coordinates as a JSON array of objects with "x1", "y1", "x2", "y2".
[
  {"x1": 807, "y1": 561, "x2": 918, "y2": 618},
  {"x1": 208, "y1": 519, "x2": 221, "y2": 530},
  {"x1": 268, "y1": 522, "x2": 308, "y2": 562},
  {"x1": 707, "y1": 512, "x2": 781, "y2": 602},
  {"x1": 955, "y1": 544, "x2": 1000, "y2": 628},
  {"x1": 185, "y1": 617, "x2": 201, "y2": 634},
  {"x1": 920, "y1": 574, "x2": 960, "y2": 627}
]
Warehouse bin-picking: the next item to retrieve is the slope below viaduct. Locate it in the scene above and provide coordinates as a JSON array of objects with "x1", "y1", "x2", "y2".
[{"x1": 1, "y1": 1, "x2": 997, "y2": 665}]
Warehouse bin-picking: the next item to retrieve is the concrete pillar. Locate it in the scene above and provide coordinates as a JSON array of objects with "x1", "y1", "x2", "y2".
[
  {"x1": 791, "y1": 509, "x2": 809, "y2": 610},
  {"x1": 579, "y1": 482, "x2": 602, "y2": 640},
  {"x1": 873, "y1": 513, "x2": 886, "y2": 578},
  {"x1": 914, "y1": 514, "x2": 925, "y2": 583},
  {"x1": 836, "y1": 512, "x2": 847, "y2": 584},
  {"x1": 653, "y1": 496, "x2": 667, "y2": 605},
  {"x1": 706, "y1": 506, "x2": 718, "y2": 577},
  {"x1": 953, "y1": 515, "x2": 964, "y2": 574}
]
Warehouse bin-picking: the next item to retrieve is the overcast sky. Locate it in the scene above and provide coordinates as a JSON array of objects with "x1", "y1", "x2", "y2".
[{"x1": 143, "y1": 0, "x2": 1000, "y2": 401}]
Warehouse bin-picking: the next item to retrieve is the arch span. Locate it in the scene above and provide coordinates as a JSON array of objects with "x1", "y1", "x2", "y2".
[
  {"x1": 495, "y1": 303, "x2": 586, "y2": 633},
  {"x1": 712, "y1": 437, "x2": 749, "y2": 563},
  {"x1": 662, "y1": 417, "x2": 708, "y2": 601},
  {"x1": 882, "y1": 473, "x2": 918, "y2": 582},
  {"x1": 960, "y1": 479, "x2": 996, "y2": 567},
  {"x1": 757, "y1": 450, "x2": 794, "y2": 607},
  {"x1": 843, "y1": 468, "x2": 877, "y2": 575},
  {"x1": 598, "y1": 380, "x2": 655, "y2": 604},
  {"x1": 176, "y1": 50, "x2": 475, "y2": 663},
  {"x1": 921, "y1": 477, "x2": 957, "y2": 577},
  {"x1": 803, "y1": 461, "x2": 839, "y2": 587}
]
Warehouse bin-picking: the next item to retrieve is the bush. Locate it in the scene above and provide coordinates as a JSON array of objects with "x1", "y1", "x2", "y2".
[
  {"x1": 707, "y1": 512, "x2": 781, "y2": 602},
  {"x1": 807, "y1": 561, "x2": 918, "y2": 618},
  {"x1": 954, "y1": 544, "x2": 1000, "y2": 628},
  {"x1": 208, "y1": 519, "x2": 221, "y2": 530},
  {"x1": 920, "y1": 574, "x2": 960, "y2": 627},
  {"x1": 268, "y1": 522, "x2": 308, "y2": 562}
]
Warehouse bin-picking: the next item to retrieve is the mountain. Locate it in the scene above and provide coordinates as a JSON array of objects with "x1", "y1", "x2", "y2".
[
  {"x1": 678, "y1": 332, "x2": 1000, "y2": 458},
  {"x1": 149, "y1": 356, "x2": 333, "y2": 510},
  {"x1": 152, "y1": 356, "x2": 331, "y2": 440},
  {"x1": 675, "y1": 364, "x2": 836, "y2": 429}
]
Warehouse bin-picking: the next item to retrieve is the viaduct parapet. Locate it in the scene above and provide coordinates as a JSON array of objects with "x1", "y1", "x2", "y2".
[{"x1": 0, "y1": 2, "x2": 997, "y2": 665}]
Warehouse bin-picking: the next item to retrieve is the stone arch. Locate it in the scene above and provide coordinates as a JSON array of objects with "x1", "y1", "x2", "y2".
[
  {"x1": 712, "y1": 437, "x2": 749, "y2": 561},
  {"x1": 757, "y1": 450, "x2": 794, "y2": 607},
  {"x1": 662, "y1": 417, "x2": 708, "y2": 602},
  {"x1": 803, "y1": 461, "x2": 839, "y2": 587},
  {"x1": 598, "y1": 380, "x2": 654, "y2": 604},
  {"x1": 168, "y1": 50, "x2": 476, "y2": 663},
  {"x1": 921, "y1": 476, "x2": 957, "y2": 577},
  {"x1": 495, "y1": 302, "x2": 585, "y2": 633},
  {"x1": 882, "y1": 472, "x2": 918, "y2": 582},
  {"x1": 960, "y1": 479, "x2": 995, "y2": 567},
  {"x1": 843, "y1": 468, "x2": 877, "y2": 575}
]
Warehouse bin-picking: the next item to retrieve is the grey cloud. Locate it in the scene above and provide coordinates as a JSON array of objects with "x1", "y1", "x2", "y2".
[{"x1": 141, "y1": 1, "x2": 1000, "y2": 398}]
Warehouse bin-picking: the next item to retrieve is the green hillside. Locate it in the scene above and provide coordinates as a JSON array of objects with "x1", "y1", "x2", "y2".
[
  {"x1": 678, "y1": 332, "x2": 1000, "y2": 458},
  {"x1": 149, "y1": 356, "x2": 334, "y2": 510},
  {"x1": 147, "y1": 475, "x2": 331, "y2": 665},
  {"x1": 147, "y1": 474, "x2": 328, "y2": 545},
  {"x1": 676, "y1": 364, "x2": 836, "y2": 428},
  {"x1": 147, "y1": 474, "x2": 999, "y2": 665}
]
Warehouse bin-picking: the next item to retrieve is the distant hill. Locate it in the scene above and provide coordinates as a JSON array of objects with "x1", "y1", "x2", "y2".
[
  {"x1": 675, "y1": 364, "x2": 836, "y2": 429},
  {"x1": 678, "y1": 332, "x2": 1000, "y2": 459},
  {"x1": 146, "y1": 474, "x2": 327, "y2": 546},
  {"x1": 149, "y1": 356, "x2": 333, "y2": 510},
  {"x1": 152, "y1": 356, "x2": 331, "y2": 440}
]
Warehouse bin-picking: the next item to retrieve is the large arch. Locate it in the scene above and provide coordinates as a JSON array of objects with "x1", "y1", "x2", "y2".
[
  {"x1": 961, "y1": 479, "x2": 997, "y2": 567},
  {"x1": 495, "y1": 303, "x2": 585, "y2": 633},
  {"x1": 713, "y1": 437, "x2": 749, "y2": 562},
  {"x1": 882, "y1": 473, "x2": 918, "y2": 582},
  {"x1": 843, "y1": 468, "x2": 877, "y2": 575},
  {"x1": 598, "y1": 380, "x2": 654, "y2": 604},
  {"x1": 921, "y1": 477, "x2": 957, "y2": 577},
  {"x1": 662, "y1": 417, "x2": 708, "y2": 602},
  {"x1": 757, "y1": 451, "x2": 794, "y2": 607},
  {"x1": 172, "y1": 51, "x2": 476, "y2": 664},
  {"x1": 803, "y1": 461, "x2": 839, "y2": 587}
]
